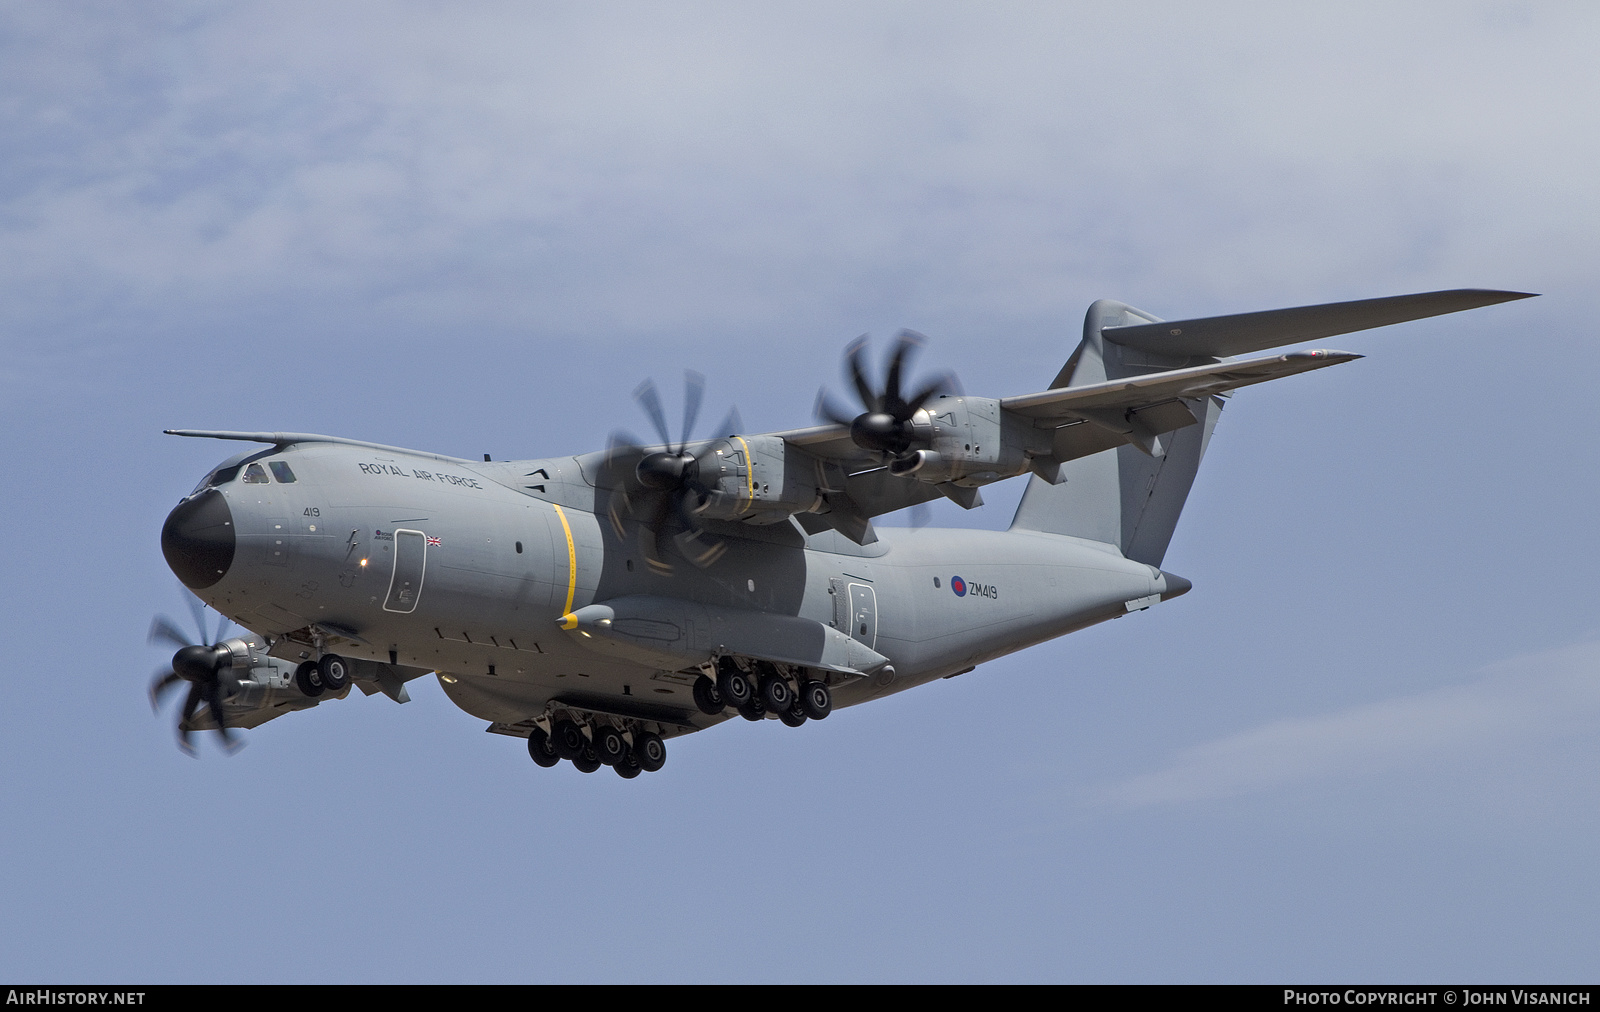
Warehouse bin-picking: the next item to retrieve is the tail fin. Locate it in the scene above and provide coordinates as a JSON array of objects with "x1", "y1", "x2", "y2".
[
  {"x1": 1009, "y1": 288, "x2": 1535, "y2": 565},
  {"x1": 1010, "y1": 299, "x2": 1222, "y2": 566}
]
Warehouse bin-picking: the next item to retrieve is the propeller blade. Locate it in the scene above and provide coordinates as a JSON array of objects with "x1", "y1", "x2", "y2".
[
  {"x1": 213, "y1": 613, "x2": 231, "y2": 645},
  {"x1": 845, "y1": 336, "x2": 876, "y2": 412},
  {"x1": 149, "y1": 616, "x2": 193, "y2": 652},
  {"x1": 179, "y1": 684, "x2": 202, "y2": 756},
  {"x1": 633, "y1": 380, "x2": 672, "y2": 447},
  {"x1": 671, "y1": 493, "x2": 724, "y2": 568},
  {"x1": 679, "y1": 371, "x2": 705, "y2": 452},
  {"x1": 607, "y1": 488, "x2": 632, "y2": 541},
  {"x1": 814, "y1": 389, "x2": 857, "y2": 427},
  {"x1": 202, "y1": 680, "x2": 239, "y2": 752},
  {"x1": 903, "y1": 372, "x2": 957, "y2": 415},
  {"x1": 908, "y1": 502, "x2": 932, "y2": 531},
  {"x1": 645, "y1": 494, "x2": 676, "y2": 575},
  {"x1": 184, "y1": 592, "x2": 211, "y2": 645},
  {"x1": 150, "y1": 668, "x2": 183, "y2": 711},
  {"x1": 884, "y1": 331, "x2": 924, "y2": 411},
  {"x1": 712, "y1": 404, "x2": 744, "y2": 439}
]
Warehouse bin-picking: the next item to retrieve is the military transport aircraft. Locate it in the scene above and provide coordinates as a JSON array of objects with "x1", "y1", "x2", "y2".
[{"x1": 153, "y1": 289, "x2": 1532, "y2": 775}]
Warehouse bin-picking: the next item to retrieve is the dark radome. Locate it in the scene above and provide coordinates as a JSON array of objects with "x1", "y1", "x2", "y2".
[{"x1": 162, "y1": 488, "x2": 235, "y2": 589}]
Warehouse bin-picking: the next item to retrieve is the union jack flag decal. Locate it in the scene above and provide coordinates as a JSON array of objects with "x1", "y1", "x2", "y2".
[{"x1": 426, "y1": 535, "x2": 441, "y2": 547}]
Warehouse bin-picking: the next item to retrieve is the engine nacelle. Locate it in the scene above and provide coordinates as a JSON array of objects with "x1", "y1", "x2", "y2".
[
  {"x1": 897, "y1": 396, "x2": 1042, "y2": 486},
  {"x1": 693, "y1": 435, "x2": 826, "y2": 525}
]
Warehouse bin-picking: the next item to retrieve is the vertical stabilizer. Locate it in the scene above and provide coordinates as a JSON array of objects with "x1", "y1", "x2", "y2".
[{"x1": 1009, "y1": 300, "x2": 1225, "y2": 567}]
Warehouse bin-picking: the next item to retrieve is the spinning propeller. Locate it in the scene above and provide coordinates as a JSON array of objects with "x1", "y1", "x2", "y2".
[
  {"x1": 816, "y1": 331, "x2": 957, "y2": 462},
  {"x1": 148, "y1": 593, "x2": 240, "y2": 756},
  {"x1": 606, "y1": 372, "x2": 742, "y2": 573}
]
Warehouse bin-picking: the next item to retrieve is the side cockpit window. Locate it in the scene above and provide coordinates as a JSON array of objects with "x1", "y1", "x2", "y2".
[
  {"x1": 242, "y1": 462, "x2": 270, "y2": 484},
  {"x1": 202, "y1": 465, "x2": 241, "y2": 490},
  {"x1": 268, "y1": 461, "x2": 297, "y2": 483}
]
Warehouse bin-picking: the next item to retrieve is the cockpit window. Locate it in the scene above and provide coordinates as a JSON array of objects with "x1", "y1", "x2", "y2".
[
  {"x1": 242, "y1": 463, "x2": 270, "y2": 484},
  {"x1": 193, "y1": 465, "x2": 240, "y2": 493},
  {"x1": 268, "y1": 460, "x2": 296, "y2": 483}
]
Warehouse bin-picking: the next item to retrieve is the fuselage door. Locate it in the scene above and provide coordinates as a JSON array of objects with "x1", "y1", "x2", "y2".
[
  {"x1": 847, "y1": 582, "x2": 877, "y2": 649},
  {"x1": 383, "y1": 529, "x2": 429, "y2": 614}
]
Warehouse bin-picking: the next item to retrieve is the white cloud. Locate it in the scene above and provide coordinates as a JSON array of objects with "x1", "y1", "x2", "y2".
[{"x1": 1102, "y1": 641, "x2": 1600, "y2": 808}]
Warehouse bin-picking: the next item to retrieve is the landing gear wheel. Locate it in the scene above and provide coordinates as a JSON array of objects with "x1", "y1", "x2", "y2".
[
  {"x1": 294, "y1": 661, "x2": 325, "y2": 698},
  {"x1": 317, "y1": 653, "x2": 349, "y2": 692},
  {"x1": 692, "y1": 675, "x2": 725, "y2": 715},
  {"x1": 551, "y1": 719, "x2": 587, "y2": 760},
  {"x1": 780, "y1": 704, "x2": 807, "y2": 727},
  {"x1": 633, "y1": 731, "x2": 666, "y2": 772},
  {"x1": 800, "y1": 680, "x2": 832, "y2": 720},
  {"x1": 717, "y1": 664, "x2": 753, "y2": 709},
  {"x1": 738, "y1": 698, "x2": 766, "y2": 721},
  {"x1": 613, "y1": 753, "x2": 642, "y2": 779},
  {"x1": 527, "y1": 727, "x2": 560, "y2": 767},
  {"x1": 572, "y1": 745, "x2": 602, "y2": 773},
  {"x1": 593, "y1": 725, "x2": 628, "y2": 766},
  {"x1": 760, "y1": 673, "x2": 792, "y2": 713}
]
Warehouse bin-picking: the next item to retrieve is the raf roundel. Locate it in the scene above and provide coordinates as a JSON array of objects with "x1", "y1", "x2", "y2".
[{"x1": 951, "y1": 576, "x2": 967, "y2": 597}]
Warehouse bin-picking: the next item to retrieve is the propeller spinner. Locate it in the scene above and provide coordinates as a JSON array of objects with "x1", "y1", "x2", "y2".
[{"x1": 816, "y1": 331, "x2": 956, "y2": 461}]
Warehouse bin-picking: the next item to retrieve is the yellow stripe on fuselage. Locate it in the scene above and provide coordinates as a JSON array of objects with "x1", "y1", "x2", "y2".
[{"x1": 552, "y1": 504, "x2": 577, "y2": 624}]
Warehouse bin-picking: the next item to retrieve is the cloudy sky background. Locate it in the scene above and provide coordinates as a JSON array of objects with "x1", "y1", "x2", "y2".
[{"x1": 3, "y1": 2, "x2": 1599, "y2": 982}]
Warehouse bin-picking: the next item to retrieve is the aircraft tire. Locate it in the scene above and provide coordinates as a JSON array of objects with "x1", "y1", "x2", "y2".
[
  {"x1": 737, "y1": 698, "x2": 766, "y2": 722},
  {"x1": 779, "y1": 704, "x2": 807, "y2": 728},
  {"x1": 317, "y1": 653, "x2": 349, "y2": 692},
  {"x1": 572, "y1": 746, "x2": 602, "y2": 773},
  {"x1": 593, "y1": 724, "x2": 628, "y2": 766},
  {"x1": 294, "y1": 661, "x2": 325, "y2": 698},
  {"x1": 718, "y1": 667, "x2": 753, "y2": 709},
  {"x1": 800, "y1": 680, "x2": 832, "y2": 720},
  {"x1": 759, "y1": 673, "x2": 792, "y2": 713},
  {"x1": 551, "y1": 719, "x2": 587, "y2": 760},
  {"x1": 527, "y1": 727, "x2": 561, "y2": 768},
  {"x1": 634, "y1": 731, "x2": 666, "y2": 772},
  {"x1": 613, "y1": 753, "x2": 642, "y2": 779},
  {"x1": 692, "y1": 675, "x2": 725, "y2": 715}
]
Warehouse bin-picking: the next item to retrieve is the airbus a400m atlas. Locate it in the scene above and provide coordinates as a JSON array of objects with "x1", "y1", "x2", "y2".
[{"x1": 153, "y1": 288, "x2": 1531, "y2": 775}]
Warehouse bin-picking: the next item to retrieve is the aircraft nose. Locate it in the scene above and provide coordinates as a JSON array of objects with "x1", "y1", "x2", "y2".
[{"x1": 162, "y1": 488, "x2": 236, "y2": 589}]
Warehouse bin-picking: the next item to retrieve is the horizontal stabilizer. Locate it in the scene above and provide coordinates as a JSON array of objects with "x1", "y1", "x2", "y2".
[
  {"x1": 1001, "y1": 349, "x2": 1359, "y2": 421},
  {"x1": 1102, "y1": 289, "x2": 1535, "y2": 359}
]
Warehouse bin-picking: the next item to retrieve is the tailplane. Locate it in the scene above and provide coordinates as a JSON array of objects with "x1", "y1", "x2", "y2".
[{"x1": 1010, "y1": 289, "x2": 1534, "y2": 566}]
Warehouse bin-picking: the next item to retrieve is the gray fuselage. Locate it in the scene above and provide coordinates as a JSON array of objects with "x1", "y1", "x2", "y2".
[{"x1": 171, "y1": 439, "x2": 1180, "y2": 735}]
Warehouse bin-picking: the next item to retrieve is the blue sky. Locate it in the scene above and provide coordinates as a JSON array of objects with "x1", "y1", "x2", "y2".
[{"x1": 3, "y1": 2, "x2": 1598, "y2": 982}]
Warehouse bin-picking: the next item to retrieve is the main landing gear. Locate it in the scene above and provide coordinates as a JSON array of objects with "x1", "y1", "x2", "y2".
[
  {"x1": 527, "y1": 718, "x2": 667, "y2": 778},
  {"x1": 697, "y1": 657, "x2": 832, "y2": 726}
]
